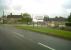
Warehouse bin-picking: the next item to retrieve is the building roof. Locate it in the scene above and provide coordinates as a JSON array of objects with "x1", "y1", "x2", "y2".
[
  {"x1": 7, "y1": 15, "x2": 23, "y2": 18},
  {"x1": 46, "y1": 17, "x2": 67, "y2": 22}
]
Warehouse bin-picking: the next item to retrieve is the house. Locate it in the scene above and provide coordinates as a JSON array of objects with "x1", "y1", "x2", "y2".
[
  {"x1": 0, "y1": 17, "x2": 2, "y2": 23},
  {"x1": 7, "y1": 13, "x2": 23, "y2": 24},
  {"x1": 44, "y1": 17, "x2": 67, "y2": 27}
]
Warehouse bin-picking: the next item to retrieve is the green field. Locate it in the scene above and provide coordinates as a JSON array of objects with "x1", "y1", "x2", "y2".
[{"x1": 15, "y1": 25, "x2": 71, "y2": 40}]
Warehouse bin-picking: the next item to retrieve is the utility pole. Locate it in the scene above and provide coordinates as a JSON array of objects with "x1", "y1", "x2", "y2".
[{"x1": 3, "y1": 10, "x2": 4, "y2": 24}]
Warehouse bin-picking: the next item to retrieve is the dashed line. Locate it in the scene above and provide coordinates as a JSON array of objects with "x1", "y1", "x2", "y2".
[
  {"x1": 14, "y1": 32, "x2": 24, "y2": 38},
  {"x1": 38, "y1": 42, "x2": 55, "y2": 50},
  {"x1": 14, "y1": 32, "x2": 55, "y2": 50}
]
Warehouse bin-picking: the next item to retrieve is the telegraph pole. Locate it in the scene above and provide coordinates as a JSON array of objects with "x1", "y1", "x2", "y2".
[{"x1": 3, "y1": 10, "x2": 4, "y2": 24}]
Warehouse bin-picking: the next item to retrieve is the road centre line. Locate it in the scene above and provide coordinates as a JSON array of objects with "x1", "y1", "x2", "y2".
[
  {"x1": 38, "y1": 42, "x2": 55, "y2": 50},
  {"x1": 14, "y1": 32, "x2": 55, "y2": 50},
  {"x1": 14, "y1": 32, "x2": 24, "y2": 38}
]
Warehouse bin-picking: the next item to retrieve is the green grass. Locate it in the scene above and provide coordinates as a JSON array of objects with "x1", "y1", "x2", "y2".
[{"x1": 15, "y1": 25, "x2": 71, "y2": 40}]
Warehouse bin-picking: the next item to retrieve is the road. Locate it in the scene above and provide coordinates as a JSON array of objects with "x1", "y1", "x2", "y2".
[{"x1": 0, "y1": 24, "x2": 71, "y2": 50}]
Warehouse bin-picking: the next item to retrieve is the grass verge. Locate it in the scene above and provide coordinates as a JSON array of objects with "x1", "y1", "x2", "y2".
[{"x1": 15, "y1": 25, "x2": 71, "y2": 40}]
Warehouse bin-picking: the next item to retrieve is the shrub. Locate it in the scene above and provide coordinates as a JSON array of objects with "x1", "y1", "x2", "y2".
[{"x1": 65, "y1": 22, "x2": 71, "y2": 26}]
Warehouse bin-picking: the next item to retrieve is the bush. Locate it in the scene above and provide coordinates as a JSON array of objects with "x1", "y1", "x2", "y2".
[
  {"x1": 65, "y1": 22, "x2": 71, "y2": 26},
  {"x1": 64, "y1": 27, "x2": 71, "y2": 31}
]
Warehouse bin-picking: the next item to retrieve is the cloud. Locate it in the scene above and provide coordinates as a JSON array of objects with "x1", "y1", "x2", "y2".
[
  {"x1": 13, "y1": 5, "x2": 22, "y2": 11},
  {"x1": 63, "y1": 0, "x2": 71, "y2": 9},
  {"x1": 0, "y1": 0, "x2": 70, "y2": 17},
  {"x1": 0, "y1": 0, "x2": 9, "y2": 10}
]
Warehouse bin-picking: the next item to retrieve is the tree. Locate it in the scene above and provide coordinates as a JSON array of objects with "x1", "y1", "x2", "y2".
[
  {"x1": 22, "y1": 13, "x2": 32, "y2": 24},
  {"x1": 43, "y1": 15, "x2": 49, "y2": 21},
  {"x1": 43, "y1": 15, "x2": 49, "y2": 27},
  {"x1": 68, "y1": 13, "x2": 71, "y2": 22},
  {"x1": 65, "y1": 13, "x2": 71, "y2": 26}
]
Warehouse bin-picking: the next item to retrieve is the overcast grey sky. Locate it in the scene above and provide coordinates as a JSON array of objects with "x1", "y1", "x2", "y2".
[{"x1": 0, "y1": 0, "x2": 71, "y2": 17}]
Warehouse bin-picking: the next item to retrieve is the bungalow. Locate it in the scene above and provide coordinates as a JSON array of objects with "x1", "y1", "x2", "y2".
[{"x1": 44, "y1": 17, "x2": 67, "y2": 27}]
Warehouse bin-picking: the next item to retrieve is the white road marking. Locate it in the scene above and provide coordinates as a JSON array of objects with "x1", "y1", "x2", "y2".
[
  {"x1": 38, "y1": 42, "x2": 55, "y2": 50},
  {"x1": 14, "y1": 32, "x2": 24, "y2": 38},
  {"x1": 14, "y1": 32, "x2": 55, "y2": 50},
  {"x1": 15, "y1": 35, "x2": 23, "y2": 40}
]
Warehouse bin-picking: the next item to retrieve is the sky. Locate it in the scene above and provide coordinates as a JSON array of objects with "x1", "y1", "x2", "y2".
[{"x1": 0, "y1": 0, "x2": 71, "y2": 18}]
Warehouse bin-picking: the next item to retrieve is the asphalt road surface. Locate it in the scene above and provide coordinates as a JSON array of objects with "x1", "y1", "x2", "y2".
[{"x1": 0, "y1": 24, "x2": 71, "y2": 50}]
